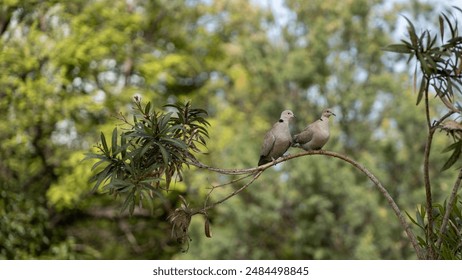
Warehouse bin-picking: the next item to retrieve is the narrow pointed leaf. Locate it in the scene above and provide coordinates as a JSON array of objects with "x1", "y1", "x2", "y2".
[
  {"x1": 442, "y1": 141, "x2": 462, "y2": 171},
  {"x1": 442, "y1": 13, "x2": 455, "y2": 38},
  {"x1": 404, "y1": 16, "x2": 418, "y2": 47},
  {"x1": 416, "y1": 210, "x2": 425, "y2": 228},
  {"x1": 145, "y1": 102, "x2": 151, "y2": 115},
  {"x1": 112, "y1": 127, "x2": 118, "y2": 155},
  {"x1": 121, "y1": 191, "x2": 135, "y2": 214},
  {"x1": 439, "y1": 15, "x2": 445, "y2": 42},
  {"x1": 101, "y1": 132, "x2": 109, "y2": 155},
  {"x1": 416, "y1": 77, "x2": 426, "y2": 105},
  {"x1": 91, "y1": 159, "x2": 109, "y2": 171},
  {"x1": 382, "y1": 44, "x2": 412, "y2": 54},
  {"x1": 442, "y1": 141, "x2": 461, "y2": 153},
  {"x1": 154, "y1": 142, "x2": 170, "y2": 165}
]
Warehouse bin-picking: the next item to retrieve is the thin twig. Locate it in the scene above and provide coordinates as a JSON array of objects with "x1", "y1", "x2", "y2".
[
  {"x1": 206, "y1": 172, "x2": 256, "y2": 190},
  {"x1": 191, "y1": 170, "x2": 264, "y2": 215},
  {"x1": 203, "y1": 172, "x2": 256, "y2": 210},
  {"x1": 187, "y1": 159, "x2": 261, "y2": 175},
  {"x1": 432, "y1": 111, "x2": 456, "y2": 128}
]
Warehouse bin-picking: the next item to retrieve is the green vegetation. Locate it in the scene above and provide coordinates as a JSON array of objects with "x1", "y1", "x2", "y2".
[{"x1": 1, "y1": 0, "x2": 461, "y2": 259}]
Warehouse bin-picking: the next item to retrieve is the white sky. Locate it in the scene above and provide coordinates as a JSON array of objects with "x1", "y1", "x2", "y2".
[{"x1": 256, "y1": 0, "x2": 462, "y2": 29}]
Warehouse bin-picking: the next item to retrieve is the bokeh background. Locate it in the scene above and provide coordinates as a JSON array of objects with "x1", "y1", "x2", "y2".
[{"x1": 1, "y1": 0, "x2": 461, "y2": 259}]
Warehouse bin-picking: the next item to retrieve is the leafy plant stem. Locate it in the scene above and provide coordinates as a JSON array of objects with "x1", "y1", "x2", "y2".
[
  {"x1": 436, "y1": 168, "x2": 462, "y2": 251},
  {"x1": 423, "y1": 81, "x2": 436, "y2": 259}
]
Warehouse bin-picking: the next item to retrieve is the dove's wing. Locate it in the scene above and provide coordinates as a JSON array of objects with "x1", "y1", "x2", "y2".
[
  {"x1": 294, "y1": 123, "x2": 315, "y2": 144},
  {"x1": 260, "y1": 128, "x2": 276, "y2": 157}
]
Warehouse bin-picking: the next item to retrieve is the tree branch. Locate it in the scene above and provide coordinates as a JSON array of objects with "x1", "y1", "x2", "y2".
[
  {"x1": 432, "y1": 111, "x2": 455, "y2": 128},
  {"x1": 423, "y1": 110, "x2": 456, "y2": 259},
  {"x1": 423, "y1": 81, "x2": 435, "y2": 259},
  {"x1": 189, "y1": 150, "x2": 425, "y2": 259}
]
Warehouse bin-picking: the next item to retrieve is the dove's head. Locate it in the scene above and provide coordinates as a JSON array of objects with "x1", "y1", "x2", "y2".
[
  {"x1": 321, "y1": 108, "x2": 336, "y2": 118},
  {"x1": 280, "y1": 110, "x2": 295, "y2": 122}
]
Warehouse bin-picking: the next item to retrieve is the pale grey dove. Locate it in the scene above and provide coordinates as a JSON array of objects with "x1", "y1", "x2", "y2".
[
  {"x1": 258, "y1": 110, "x2": 295, "y2": 166},
  {"x1": 294, "y1": 108, "x2": 335, "y2": 150}
]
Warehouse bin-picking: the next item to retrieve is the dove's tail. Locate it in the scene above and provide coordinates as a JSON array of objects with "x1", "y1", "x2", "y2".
[{"x1": 258, "y1": 156, "x2": 270, "y2": 166}]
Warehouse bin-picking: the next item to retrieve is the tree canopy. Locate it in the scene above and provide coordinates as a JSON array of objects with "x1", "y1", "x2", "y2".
[{"x1": 1, "y1": 0, "x2": 461, "y2": 260}]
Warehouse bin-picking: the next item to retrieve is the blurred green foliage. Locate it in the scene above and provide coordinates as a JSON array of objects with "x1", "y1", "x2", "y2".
[{"x1": 1, "y1": 0, "x2": 461, "y2": 260}]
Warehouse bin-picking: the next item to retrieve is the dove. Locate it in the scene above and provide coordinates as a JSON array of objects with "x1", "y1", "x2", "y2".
[
  {"x1": 258, "y1": 110, "x2": 295, "y2": 166},
  {"x1": 294, "y1": 108, "x2": 335, "y2": 151}
]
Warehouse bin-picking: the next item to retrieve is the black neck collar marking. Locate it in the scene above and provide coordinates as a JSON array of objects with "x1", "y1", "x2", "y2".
[{"x1": 279, "y1": 119, "x2": 284, "y2": 123}]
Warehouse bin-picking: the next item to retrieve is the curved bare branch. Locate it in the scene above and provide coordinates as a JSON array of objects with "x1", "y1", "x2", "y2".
[{"x1": 189, "y1": 150, "x2": 425, "y2": 259}]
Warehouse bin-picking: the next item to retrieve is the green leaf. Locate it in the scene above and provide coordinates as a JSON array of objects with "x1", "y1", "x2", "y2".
[
  {"x1": 416, "y1": 209, "x2": 425, "y2": 228},
  {"x1": 441, "y1": 141, "x2": 462, "y2": 171},
  {"x1": 428, "y1": 34, "x2": 438, "y2": 50},
  {"x1": 417, "y1": 236, "x2": 428, "y2": 246},
  {"x1": 84, "y1": 153, "x2": 110, "y2": 162},
  {"x1": 145, "y1": 101, "x2": 151, "y2": 115},
  {"x1": 416, "y1": 77, "x2": 426, "y2": 105},
  {"x1": 101, "y1": 132, "x2": 109, "y2": 155},
  {"x1": 439, "y1": 15, "x2": 445, "y2": 42},
  {"x1": 442, "y1": 141, "x2": 461, "y2": 153},
  {"x1": 442, "y1": 13, "x2": 456, "y2": 38},
  {"x1": 109, "y1": 179, "x2": 133, "y2": 192},
  {"x1": 406, "y1": 210, "x2": 421, "y2": 228},
  {"x1": 403, "y1": 16, "x2": 418, "y2": 47},
  {"x1": 89, "y1": 165, "x2": 112, "y2": 192},
  {"x1": 163, "y1": 138, "x2": 189, "y2": 150},
  {"x1": 434, "y1": 203, "x2": 444, "y2": 216},
  {"x1": 121, "y1": 191, "x2": 135, "y2": 214},
  {"x1": 120, "y1": 133, "x2": 128, "y2": 158},
  {"x1": 159, "y1": 112, "x2": 173, "y2": 132},
  {"x1": 406, "y1": 52, "x2": 415, "y2": 64},
  {"x1": 417, "y1": 52, "x2": 432, "y2": 76},
  {"x1": 154, "y1": 142, "x2": 170, "y2": 165},
  {"x1": 420, "y1": 204, "x2": 426, "y2": 219},
  {"x1": 90, "y1": 158, "x2": 109, "y2": 172},
  {"x1": 383, "y1": 44, "x2": 412, "y2": 53},
  {"x1": 138, "y1": 142, "x2": 153, "y2": 158},
  {"x1": 423, "y1": 53, "x2": 437, "y2": 72},
  {"x1": 140, "y1": 178, "x2": 162, "y2": 184},
  {"x1": 112, "y1": 127, "x2": 118, "y2": 155},
  {"x1": 400, "y1": 39, "x2": 413, "y2": 48}
]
